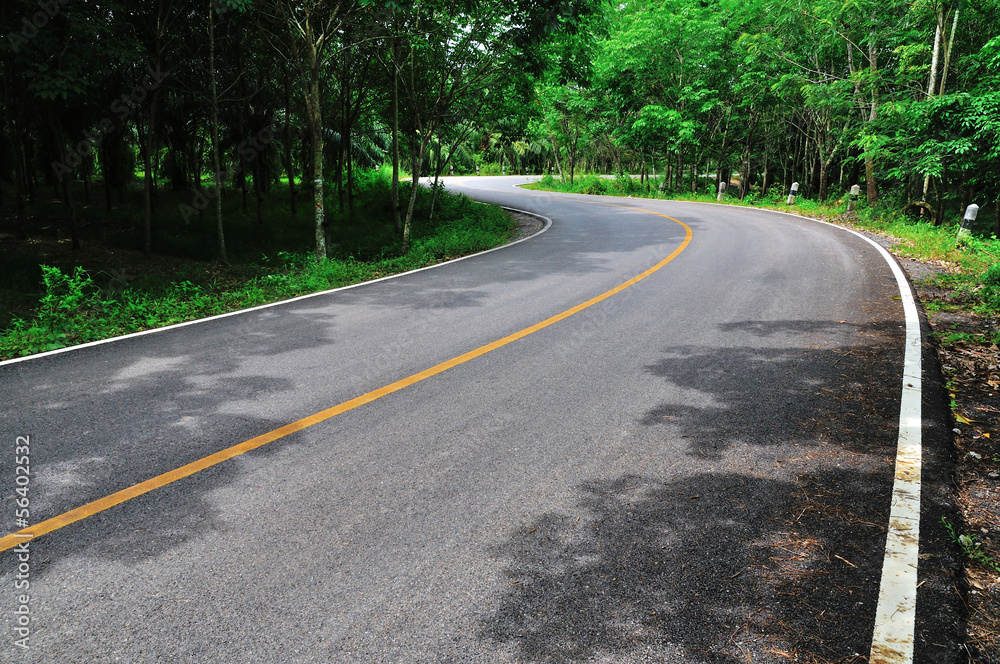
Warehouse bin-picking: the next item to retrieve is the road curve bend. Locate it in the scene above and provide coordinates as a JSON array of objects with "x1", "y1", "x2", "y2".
[{"x1": 0, "y1": 176, "x2": 956, "y2": 663}]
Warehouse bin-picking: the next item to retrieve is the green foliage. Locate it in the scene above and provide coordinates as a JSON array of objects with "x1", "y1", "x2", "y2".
[
  {"x1": 0, "y1": 183, "x2": 517, "y2": 361},
  {"x1": 527, "y1": 172, "x2": 1000, "y2": 322},
  {"x1": 981, "y1": 262, "x2": 1000, "y2": 311},
  {"x1": 581, "y1": 176, "x2": 608, "y2": 195},
  {"x1": 7, "y1": 266, "x2": 115, "y2": 352},
  {"x1": 942, "y1": 516, "x2": 1000, "y2": 573}
]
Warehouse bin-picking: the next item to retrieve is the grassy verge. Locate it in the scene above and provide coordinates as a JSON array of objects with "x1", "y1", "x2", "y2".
[
  {"x1": 0, "y1": 174, "x2": 516, "y2": 361},
  {"x1": 525, "y1": 173, "x2": 1000, "y2": 330}
]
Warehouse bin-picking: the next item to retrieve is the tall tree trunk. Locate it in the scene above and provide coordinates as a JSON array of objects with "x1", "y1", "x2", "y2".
[
  {"x1": 62, "y1": 173, "x2": 79, "y2": 250},
  {"x1": 921, "y1": 7, "x2": 945, "y2": 203},
  {"x1": 761, "y1": 143, "x2": 770, "y2": 196},
  {"x1": 82, "y1": 160, "x2": 91, "y2": 204},
  {"x1": 715, "y1": 112, "x2": 731, "y2": 187},
  {"x1": 50, "y1": 114, "x2": 80, "y2": 250},
  {"x1": 390, "y1": 39, "x2": 401, "y2": 236},
  {"x1": 14, "y1": 128, "x2": 27, "y2": 221},
  {"x1": 282, "y1": 72, "x2": 297, "y2": 218},
  {"x1": 926, "y1": 6, "x2": 944, "y2": 100},
  {"x1": 994, "y1": 198, "x2": 1000, "y2": 239},
  {"x1": 938, "y1": 7, "x2": 960, "y2": 96},
  {"x1": 306, "y1": 42, "x2": 326, "y2": 262},
  {"x1": 429, "y1": 139, "x2": 454, "y2": 223},
  {"x1": 142, "y1": 86, "x2": 160, "y2": 256},
  {"x1": 346, "y1": 120, "x2": 355, "y2": 220},
  {"x1": 239, "y1": 167, "x2": 248, "y2": 213},
  {"x1": 254, "y1": 159, "x2": 265, "y2": 227},
  {"x1": 402, "y1": 130, "x2": 420, "y2": 253},
  {"x1": 335, "y1": 79, "x2": 345, "y2": 214},
  {"x1": 208, "y1": 0, "x2": 227, "y2": 263},
  {"x1": 866, "y1": 83, "x2": 879, "y2": 203},
  {"x1": 568, "y1": 124, "x2": 579, "y2": 185},
  {"x1": 336, "y1": 131, "x2": 345, "y2": 212},
  {"x1": 26, "y1": 140, "x2": 37, "y2": 204},
  {"x1": 546, "y1": 123, "x2": 564, "y2": 180},
  {"x1": 103, "y1": 155, "x2": 113, "y2": 211}
]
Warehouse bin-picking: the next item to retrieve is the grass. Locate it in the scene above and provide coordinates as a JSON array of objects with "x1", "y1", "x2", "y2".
[
  {"x1": 942, "y1": 516, "x2": 1000, "y2": 574},
  {"x1": 0, "y1": 167, "x2": 517, "y2": 360},
  {"x1": 525, "y1": 173, "x2": 1000, "y2": 324}
]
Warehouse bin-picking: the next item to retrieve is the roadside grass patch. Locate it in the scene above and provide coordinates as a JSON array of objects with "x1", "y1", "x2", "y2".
[{"x1": 0, "y1": 176, "x2": 515, "y2": 361}]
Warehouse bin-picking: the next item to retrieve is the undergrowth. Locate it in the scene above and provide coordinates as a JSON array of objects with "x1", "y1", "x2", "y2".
[{"x1": 0, "y1": 176, "x2": 515, "y2": 360}]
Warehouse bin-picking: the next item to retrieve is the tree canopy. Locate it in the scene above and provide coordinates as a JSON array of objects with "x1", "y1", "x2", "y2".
[{"x1": 2, "y1": 0, "x2": 998, "y2": 259}]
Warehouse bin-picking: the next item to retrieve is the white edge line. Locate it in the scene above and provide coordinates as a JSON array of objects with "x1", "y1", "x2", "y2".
[
  {"x1": 0, "y1": 206, "x2": 553, "y2": 368},
  {"x1": 636, "y1": 198, "x2": 924, "y2": 664}
]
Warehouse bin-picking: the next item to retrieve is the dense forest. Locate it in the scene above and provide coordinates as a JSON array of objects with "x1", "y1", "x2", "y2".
[{"x1": 1, "y1": 0, "x2": 998, "y2": 266}]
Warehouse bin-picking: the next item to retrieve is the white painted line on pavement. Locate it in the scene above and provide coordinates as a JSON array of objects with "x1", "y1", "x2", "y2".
[
  {"x1": 0, "y1": 207, "x2": 552, "y2": 368},
  {"x1": 849, "y1": 229, "x2": 923, "y2": 664},
  {"x1": 621, "y1": 198, "x2": 924, "y2": 664}
]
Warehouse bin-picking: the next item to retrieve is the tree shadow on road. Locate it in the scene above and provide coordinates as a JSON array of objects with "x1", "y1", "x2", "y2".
[
  {"x1": 640, "y1": 319, "x2": 904, "y2": 459},
  {"x1": 480, "y1": 468, "x2": 888, "y2": 664},
  {"x1": 481, "y1": 318, "x2": 906, "y2": 663}
]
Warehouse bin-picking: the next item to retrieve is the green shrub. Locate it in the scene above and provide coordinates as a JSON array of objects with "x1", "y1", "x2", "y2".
[
  {"x1": 580, "y1": 175, "x2": 607, "y2": 195},
  {"x1": 36, "y1": 265, "x2": 103, "y2": 331},
  {"x1": 981, "y1": 262, "x2": 1000, "y2": 312},
  {"x1": 610, "y1": 173, "x2": 637, "y2": 195}
]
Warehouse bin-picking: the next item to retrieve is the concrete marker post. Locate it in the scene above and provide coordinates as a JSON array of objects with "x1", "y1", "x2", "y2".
[
  {"x1": 786, "y1": 181, "x2": 799, "y2": 206},
  {"x1": 956, "y1": 204, "x2": 979, "y2": 245},
  {"x1": 717, "y1": 181, "x2": 727, "y2": 202},
  {"x1": 848, "y1": 184, "x2": 860, "y2": 212}
]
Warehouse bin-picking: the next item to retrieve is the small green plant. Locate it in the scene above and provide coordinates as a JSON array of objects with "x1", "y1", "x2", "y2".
[
  {"x1": 580, "y1": 175, "x2": 607, "y2": 195},
  {"x1": 981, "y1": 261, "x2": 1000, "y2": 312},
  {"x1": 37, "y1": 265, "x2": 107, "y2": 330},
  {"x1": 942, "y1": 516, "x2": 1000, "y2": 573},
  {"x1": 0, "y1": 184, "x2": 517, "y2": 360}
]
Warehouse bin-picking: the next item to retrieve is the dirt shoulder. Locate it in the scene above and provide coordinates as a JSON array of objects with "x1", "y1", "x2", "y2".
[
  {"x1": 917, "y1": 285, "x2": 1000, "y2": 662},
  {"x1": 509, "y1": 209, "x2": 546, "y2": 239},
  {"x1": 866, "y1": 226, "x2": 1000, "y2": 663}
]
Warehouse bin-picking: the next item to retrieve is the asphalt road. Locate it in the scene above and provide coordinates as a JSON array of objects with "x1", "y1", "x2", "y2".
[{"x1": 0, "y1": 177, "x2": 959, "y2": 662}]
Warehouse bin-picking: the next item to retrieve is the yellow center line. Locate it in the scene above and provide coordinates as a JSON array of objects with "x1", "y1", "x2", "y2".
[{"x1": 0, "y1": 206, "x2": 692, "y2": 554}]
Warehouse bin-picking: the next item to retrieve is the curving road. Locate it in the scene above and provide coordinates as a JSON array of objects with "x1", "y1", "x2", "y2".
[{"x1": 0, "y1": 177, "x2": 957, "y2": 662}]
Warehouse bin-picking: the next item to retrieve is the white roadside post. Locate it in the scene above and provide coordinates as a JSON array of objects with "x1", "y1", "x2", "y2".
[
  {"x1": 956, "y1": 204, "x2": 979, "y2": 246},
  {"x1": 717, "y1": 181, "x2": 727, "y2": 202},
  {"x1": 848, "y1": 184, "x2": 861, "y2": 212},
  {"x1": 786, "y1": 181, "x2": 799, "y2": 206}
]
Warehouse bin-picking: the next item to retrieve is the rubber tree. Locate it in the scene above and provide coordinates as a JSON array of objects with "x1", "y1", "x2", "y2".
[{"x1": 270, "y1": 0, "x2": 357, "y2": 262}]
